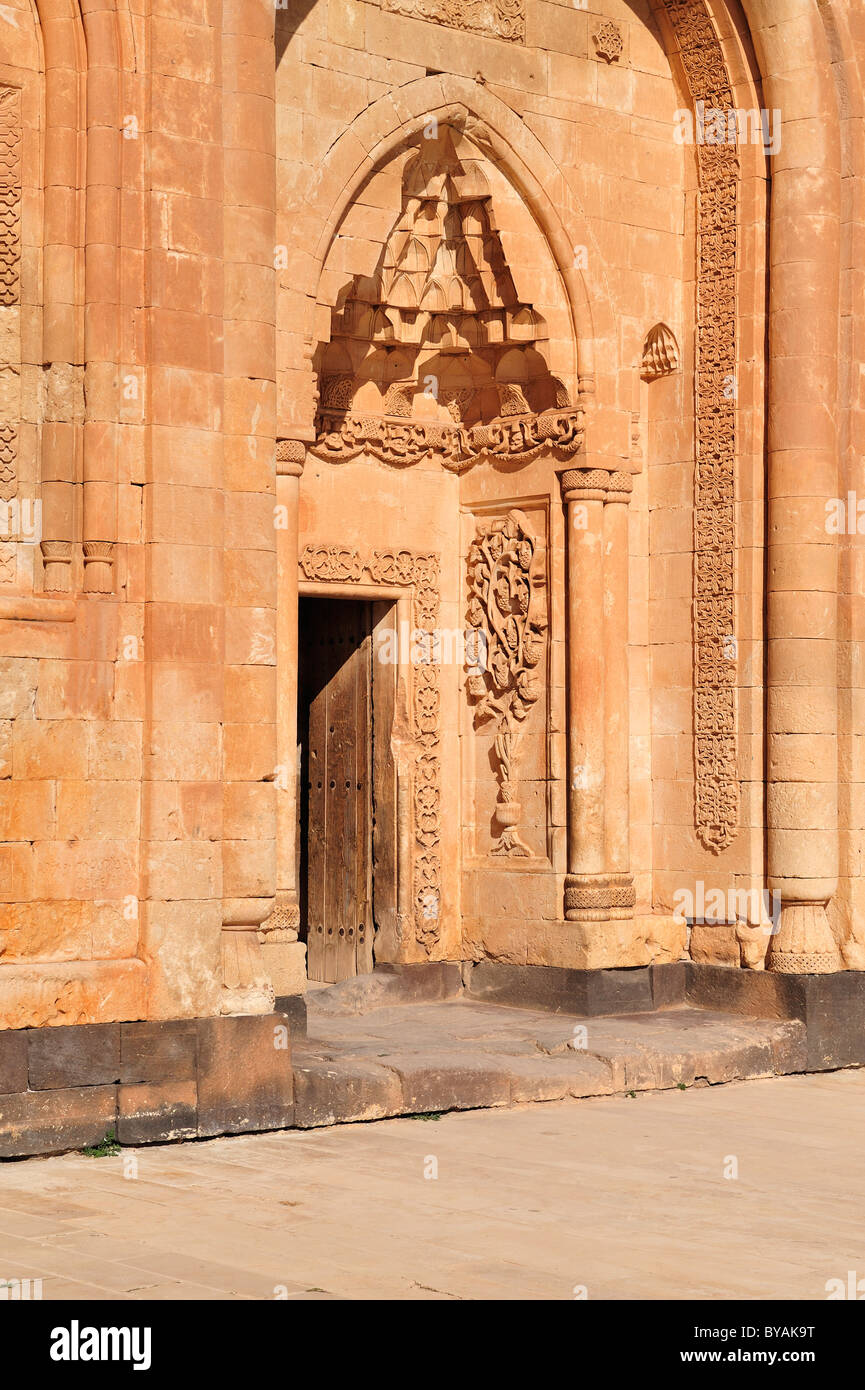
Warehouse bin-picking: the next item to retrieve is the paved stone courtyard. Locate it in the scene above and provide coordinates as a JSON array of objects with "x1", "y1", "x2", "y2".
[{"x1": 0, "y1": 1070, "x2": 862, "y2": 1300}]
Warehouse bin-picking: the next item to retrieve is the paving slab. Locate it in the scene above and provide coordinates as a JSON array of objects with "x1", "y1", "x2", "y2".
[{"x1": 1, "y1": 1072, "x2": 863, "y2": 1300}]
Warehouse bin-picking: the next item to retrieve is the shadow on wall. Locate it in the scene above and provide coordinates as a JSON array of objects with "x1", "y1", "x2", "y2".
[{"x1": 276, "y1": 0, "x2": 320, "y2": 65}]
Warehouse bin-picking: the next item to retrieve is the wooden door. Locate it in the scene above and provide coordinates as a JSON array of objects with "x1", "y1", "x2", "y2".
[{"x1": 299, "y1": 598, "x2": 374, "y2": 982}]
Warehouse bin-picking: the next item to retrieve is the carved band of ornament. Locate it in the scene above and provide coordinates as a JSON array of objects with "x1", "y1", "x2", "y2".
[
  {"x1": 564, "y1": 880, "x2": 637, "y2": 912},
  {"x1": 276, "y1": 438, "x2": 306, "y2": 476},
  {"x1": 665, "y1": 0, "x2": 740, "y2": 854},
  {"x1": 380, "y1": 0, "x2": 525, "y2": 45},
  {"x1": 259, "y1": 900, "x2": 301, "y2": 943},
  {"x1": 0, "y1": 86, "x2": 21, "y2": 309},
  {"x1": 310, "y1": 407, "x2": 585, "y2": 473},
  {"x1": 298, "y1": 543, "x2": 442, "y2": 950},
  {"x1": 0, "y1": 88, "x2": 21, "y2": 509},
  {"x1": 768, "y1": 951, "x2": 838, "y2": 974},
  {"x1": 558, "y1": 467, "x2": 634, "y2": 503},
  {"x1": 0, "y1": 421, "x2": 17, "y2": 504}
]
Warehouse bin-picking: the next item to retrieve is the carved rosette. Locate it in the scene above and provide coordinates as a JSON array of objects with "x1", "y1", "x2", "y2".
[
  {"x1": 593, "y1": 21, "x2": 623, "y2": 64},
  {"x1": 466, "y1": 510, "x2": 546, "y2": 857},
  {"x1": 299, "y1": 543, "x2": 442, "y2": 951},
  {"x1": 665, "y1": 0, "x2": 740, "y2": 854}
]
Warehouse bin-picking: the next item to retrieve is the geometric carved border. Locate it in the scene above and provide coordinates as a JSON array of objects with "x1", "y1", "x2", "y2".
[
  {"x1": 665, "y1": 0, "x2": 740, "y2": 853},
  {"x1": 298, "y1": 544, "x2": 442, "y2": 952},
  {"x1": 0, "y1": 85, "x2": 21, "y2": 514}
]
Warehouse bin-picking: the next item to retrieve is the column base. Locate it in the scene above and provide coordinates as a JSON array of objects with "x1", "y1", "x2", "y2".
[
  {"x1": 221, "y1": 924, "x2": 275, "y2": 1015},
  {"x1": 766, "y1": 902, "x2": 842, "y2": 974}
]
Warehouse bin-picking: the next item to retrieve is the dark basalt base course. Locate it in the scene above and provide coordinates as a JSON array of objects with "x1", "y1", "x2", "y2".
[{"x1": 1, "y1": 963, "x2": 864, "y2": 1157}]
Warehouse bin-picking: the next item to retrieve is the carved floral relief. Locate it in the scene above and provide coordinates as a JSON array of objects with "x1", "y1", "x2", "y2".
[{"x1": 466, "y1": 510, "x2": 547, "y2": 857}]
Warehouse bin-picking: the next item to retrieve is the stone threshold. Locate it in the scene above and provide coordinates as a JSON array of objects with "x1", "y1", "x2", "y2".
[{"x1": 290, "y1": 960, "x2": 865, "y2": 1128}]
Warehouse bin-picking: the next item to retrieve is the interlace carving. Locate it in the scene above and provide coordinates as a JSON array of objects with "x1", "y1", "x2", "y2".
[
  {"x1": 380, "y1": 0, "x2": 525, "y2": 44},
  {"x1": 665, "y1": 0, "x2": 740, "y2": 852},
  {"x1": 0, "y1": 87, "x2": 21, "y2": 509}
]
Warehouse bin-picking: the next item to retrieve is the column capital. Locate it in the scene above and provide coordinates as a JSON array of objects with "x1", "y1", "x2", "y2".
[
  {"x1": 558, "y1": 466, "x2": 632, "y2": 504},
  {"x1": 276, "y1": 438, "x2": 306, "y2": 477}
]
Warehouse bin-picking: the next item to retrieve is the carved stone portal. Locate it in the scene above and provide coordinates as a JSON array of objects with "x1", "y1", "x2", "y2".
[
  {"x1": 312, "y1": 127, "x2": 583, "y2": 472},
  {"x1": 466, "y1": 510, "x2": 547, "y2": 857}
]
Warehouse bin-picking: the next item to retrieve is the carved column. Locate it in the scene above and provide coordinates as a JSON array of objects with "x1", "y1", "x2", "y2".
[
  {"x1": 81, "y1": 0, "x2": 121, "y2": 594},
  {"x1": 560, "y1": 468, "x2": 607, "y2": 920},
  {"x1": 258, "y1": 438, "x2": 308, "y2": 996},
  {"x1": 219, "y1": 0, "x2": 278, "y2": 1013},
  {"x1": 39, "y1": 3, "x2": 82, "y2": 593},
  {"x1": 603, "y1": 480, "x2": 635, "y2": 917},
  {"x1": 559, "y1": 466, "x2": 635, "y2": 923},
  {"x1": 764, "y1": 11, "x2": 842, "y2": 973}
]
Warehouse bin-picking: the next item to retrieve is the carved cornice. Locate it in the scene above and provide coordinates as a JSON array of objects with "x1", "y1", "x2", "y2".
[{"x1": 311, "y1": 407, "x2": 585, "y2": 472}]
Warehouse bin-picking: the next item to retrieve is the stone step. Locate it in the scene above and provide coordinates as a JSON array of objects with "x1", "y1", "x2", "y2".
[{"x1": 291, "y1": 999, "x2": 808, "y2": 1128}]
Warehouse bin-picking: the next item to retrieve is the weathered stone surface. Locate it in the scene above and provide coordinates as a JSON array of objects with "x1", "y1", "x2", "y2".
[
  {"x1": 117, "y1": 1081, "x2": 198, "y2": 1144},
  {"x1": 120, "y1": 1020, "x2": 197, "y2": 1085},
  {"x1": 581, "y1": 1012, "x2": 807, "y2": 1092},
  {"x1": 197, "y1": 1014, "x2": 294, "y2": 1137},
  {"x1": 309, "y1": 963, "x2": 464, "y2": 1016},
  {"x1": 0, "y1": 1086, "x2": 116, "y2": 1157},
  {"x1": 28, "y1": 1023, "x2": 121, "y2": 1090},
  {"x1": 0, "y1": 1029, "x2": 27, "y2": 1094},
  {"x1": 386, "y1": 1051, "x2": 511, "y2": 1114},
  {"x1": 274, "y1": 994, "x2": 308, "y2": 1040},
  {"x1": 684, "y1": 964, "x2": 803, "y2": 1020},
  {"x1": 801, "y1": 973, "x2": 865, "y2": 1071},
  {"x1": 293, "y1": 1056, "x2": 402, "y2": 1127},
  {"x1": 261, "y1": 941, "x2": 307, "y2": 996},
  {"x1": 651, "y1": 962, "x2": 687, "y2": 1010},
  {"x1": 465, "y1": 963, "x2": 655, "y2": 1017},
  {"x1": 505, "y1": 1054, "x2": 614, "y2": 1105},
  {"x1": 0, "y1": 961, "x2": 147, "y2": 1032}
]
